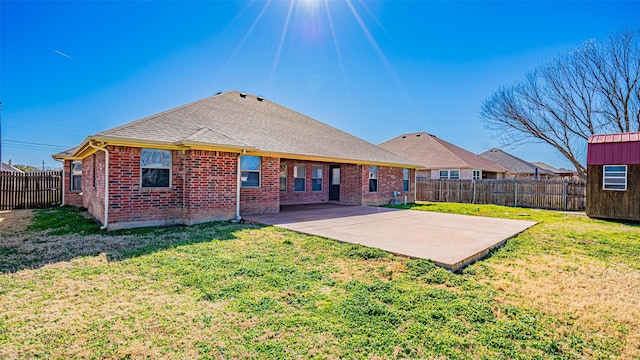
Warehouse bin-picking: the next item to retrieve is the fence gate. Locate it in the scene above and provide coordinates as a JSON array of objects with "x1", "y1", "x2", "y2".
[{"x1": 0, "y1": 171, "x2": 63, "y2": 210}]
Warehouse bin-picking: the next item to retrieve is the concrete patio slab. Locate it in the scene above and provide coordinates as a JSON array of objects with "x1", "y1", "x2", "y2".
[{"x1": 245, "y1": 204, "x2": 537, "y2": 271}]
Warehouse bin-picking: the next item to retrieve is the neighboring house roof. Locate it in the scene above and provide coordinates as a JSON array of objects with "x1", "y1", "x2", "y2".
[
  {"x1": 587, "y1": 131, "x2": 640, "y2": 165},
  {"x1": 378, "y1": 132, "x2": 507, "y2": 172},
  {"x1": 531, "y1": 162, "x2": 575, "y2": 176},
  {"x1": 479, "y1": 149, "x2": 555, "y2": 176},
  {"x1": 55, "y1": 91, "x2": 417, "y2": 167},
  {"x1": 1, "y1": 162, "x2": 24, "y2": 173}
]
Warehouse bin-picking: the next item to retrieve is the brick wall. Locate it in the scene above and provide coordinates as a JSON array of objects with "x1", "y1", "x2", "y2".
[
  {"x1": 339, "y1": 164, "x2": 363, "y2": 205},
  {"x1": 82, "y1": 151, "x2": 106, "y2": 224},
  {"x1": 184, "y1": 150, "x2": 237, "y2": 222},
  {"x1": 361, "y1": 166, "x2": 414, "y2": 206},
  {"x1": 240, "y1": 156, "x2": 279, "y2": 215},
  {"x1": 63, "y1": 159, "x2": 83, "y2": 207},
  {"x1": 279, "y1": 160, "x2": 329, "y2": 205}
]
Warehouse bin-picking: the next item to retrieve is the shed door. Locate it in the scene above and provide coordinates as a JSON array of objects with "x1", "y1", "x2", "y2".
[{"x1": 329, "y1": 165, "x2": 340, "y2": 201}]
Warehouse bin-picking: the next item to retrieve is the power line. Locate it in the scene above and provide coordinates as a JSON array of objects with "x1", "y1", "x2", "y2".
[{"x1": 3, "y1": 139, "x2": 72, "y2": 149}]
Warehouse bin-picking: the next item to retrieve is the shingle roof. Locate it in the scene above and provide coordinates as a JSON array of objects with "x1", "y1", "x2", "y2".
[
  {"x1": 479, "y1": 149, "x2": 555, "y2": 175},
  {"x1": 87, "y1": 91, "x2": 416, "y2": 167},
  {"x1": 1, "y1": 162, "x2": 23, "y2": 173},
  {"x1": 378, "y1": 132, "x2": 507, "y2": 172}
]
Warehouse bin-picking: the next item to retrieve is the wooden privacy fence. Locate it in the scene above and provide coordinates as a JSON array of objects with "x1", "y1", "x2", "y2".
[
  {"x1": 416, "y1": 178, "x2": 586, "y2": 211},
  {"x1": 0, "y1": 171, "x2": 63, "y2": 210}
]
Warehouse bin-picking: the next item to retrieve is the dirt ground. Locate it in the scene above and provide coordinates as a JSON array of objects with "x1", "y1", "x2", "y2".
[{"x1": 0, "y1": 209, "x2": 33, "y2": 235}]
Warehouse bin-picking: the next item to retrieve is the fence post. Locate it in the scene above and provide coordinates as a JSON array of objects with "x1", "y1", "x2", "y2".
[
  {"x1": 439, "y1": 180, "x2": 442, "y2": 202},
  {"x1": 472, "y1": 180, "x2": 476, "y2": 204},
  {"x1": 514, "y1": 179, "x2": 518, "y2": 207},
  {"x1": 563, "y1": 181, "x2": 568, "y2": 211}
]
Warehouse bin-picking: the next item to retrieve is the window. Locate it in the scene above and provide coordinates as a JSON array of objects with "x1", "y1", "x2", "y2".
[
  {"x1": 241, "y1": 156, "x2": 261, "y2": 188},
  {"x1": 280, "y1": 164, "x2": 287, "y2": 191},
  {"x1": 403, "y1": 168, "x2": 410, "y2": 192},
  {"x1": 603, "y1": 165, "x2": 627, "y2": 191},
  {"x1": 472, "y1": 170, "x2": 481, "y2": 180},
  {"x1": 294, "y1": 164, "x2": 306, "y2": 191},
  {"x1": 312, "y1": 165, "x2": 323, "y2": 191},
  {"x1": 369, "y1": 166, "x2": 378, "y2": 192},
  {"x1": 439, "y1": 169, "x2": 460, "y2": 180},
  {"x1": 70, "y1": 160, "x2": 82, "y2": 191},
  {"x1": 141, "y1": 149, "x2": 171, "y2": 188}
]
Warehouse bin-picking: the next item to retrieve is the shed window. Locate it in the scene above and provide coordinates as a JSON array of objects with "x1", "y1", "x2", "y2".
[
  {"x1": 312, "y1": 165, "x2": 323, "y2": 191},
  {"x1": 603, "y1": 165, "x2": 627, "y2": 191},
  {"x1": 472, "y1": 170, "x2": 481, "y2": 180},
  {"x1": 369, "y1": 166, "x2": 378, "y2": 192},
  {"x1": 403, "y1": 168, "x2": 410, "y2": 192},
  {"x1": 294, "y1": 164, "x2": 306, "y2": 192},
  {"x1": 141, "y1": 149, "x2": 171, "y2": 188},
  {"x1": 70, "y1": 161, "x2": 82, "y2": 191},
  {"x1": 241, "y1": 156, "x2": 261, "y2": 188},
  {"x1": 280, "y1": 164, "x2": 287, "y2": 191}
]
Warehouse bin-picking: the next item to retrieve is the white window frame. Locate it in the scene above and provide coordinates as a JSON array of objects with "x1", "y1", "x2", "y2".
[
  {"x1": 603, "y1": 165, "x2": 627, "y2": 191},
  {"x1": 70, "y1": 160, "x2": 82, "y2": 191},
  {"x1": 439, "y1": 169, "x2": 460, "y2": 180},
  {"x1": 403, "y1": 168, "x2": 410, "y2": 192},
  {"x1": 279, "y1": 163, "x2": 287, "y2": 192},
  {"x1": 312, "y1": 165, "x2": 323, "y2": 192},
  {"x1": 294, "y1": 164, "x2": 306, "y2": 192},
  {"x1": 472, "y1": 169, "x2": 482, "y2": 180},
  {"x1": 241, "y1": 156, "x2": 261, "y2": 188},
  {"x1": 141, "y1": 149, "x2": 172, "y2": 189},
  {"x1": 369, "y1": 166, "x2": 378, "y2": 192}
]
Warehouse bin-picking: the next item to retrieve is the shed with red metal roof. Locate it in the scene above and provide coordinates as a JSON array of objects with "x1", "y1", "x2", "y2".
[{"x1": 586, "y1": 131, "x2": 640, "y2": 221}]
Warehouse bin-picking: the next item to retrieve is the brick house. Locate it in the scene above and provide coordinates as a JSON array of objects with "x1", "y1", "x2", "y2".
[
  {"x1": 586, "y1": 131, "x2": 640, "y2": 221},
  {"x1": 53, "y1": 91, "x2": 418, "y2": 230},
  {"x1": 379, "y1": 132, "x2": 507, "y2": 180}
]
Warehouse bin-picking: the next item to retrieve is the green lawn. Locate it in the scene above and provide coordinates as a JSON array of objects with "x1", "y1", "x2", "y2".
[{"x1": 0, "y1": 204, "x2": 638, "y2": 359}]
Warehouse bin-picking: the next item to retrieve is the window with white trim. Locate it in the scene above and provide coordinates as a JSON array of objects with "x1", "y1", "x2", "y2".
[
  {"x1": 472, "y1": 169, "x2": 481, "y2": 180},
  {"x1": 70, "y1": 160, "x2": 82, "y2": 191},
  {"x1": 141, "y1": 149, "x2": 171, "y2": 188},
  {"x1": 439, "y1": 169, "x2": 460, "y2": 180},
  {"x1": 241, "y1": 156, "x2": 261, "y2": 188},
  {"x1": 312, "y1": 165, "x2": 323, "y2": 191},
  {"x1": 294, "y1": 164, "x2": 306, "y2": 192},
  {"x1": 403, "y1": 168, "x2": 410, "y2": 192},
  {"x1": 603, "y1": 165, "x2": 627, "y2": 191},
  {"x1": 369, "y1": 166, "x2": 378, "y2": 192},
  {"x1": 279, "y1": 164, "x2": 287, "y2": 191}
]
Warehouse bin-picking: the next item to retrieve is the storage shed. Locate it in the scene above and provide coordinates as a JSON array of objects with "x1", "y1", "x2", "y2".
[{"x1": 586, "y1": 132, "x2": 640, "y2": 221}]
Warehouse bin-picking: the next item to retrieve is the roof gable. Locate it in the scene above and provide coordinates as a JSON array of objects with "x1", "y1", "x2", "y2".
[
  {"x1": 479, "y1": 149, "x2": 555, "y2": 175},
  {"x1": 587, "y1": 131, "x2": 640, "y2": 165},
  {"x1": 379, "y1": 132, "x2": 507, "y2": 172},
  {"x1": 76, "y1": 91, "x2": 416, "y2": 167}
]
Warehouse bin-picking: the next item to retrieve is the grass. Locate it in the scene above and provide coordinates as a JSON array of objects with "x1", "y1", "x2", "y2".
[{"x1": 0, "y1": 203, "x2": 638, "y2": 359}]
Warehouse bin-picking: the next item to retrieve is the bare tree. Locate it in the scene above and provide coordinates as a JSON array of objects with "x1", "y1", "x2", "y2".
[{"x1": 481, "y1": 29, "x2": 640, "y2": 179}]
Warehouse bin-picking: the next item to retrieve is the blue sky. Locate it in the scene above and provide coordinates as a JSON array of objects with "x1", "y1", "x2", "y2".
[{"x1": 1, "y1": 1, "x2": 639, "y2": 170}]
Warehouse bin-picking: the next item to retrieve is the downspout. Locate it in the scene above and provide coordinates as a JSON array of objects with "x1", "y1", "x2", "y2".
[
  {"x1": 235, "y1": 150, "x2": 246, "y2": 221},
  {"x1": 88, "y1": 141, "x2": 109, "y2": 230},
  {"x1": 53, "y1": 158, "x2": 64, "y2": 206}
]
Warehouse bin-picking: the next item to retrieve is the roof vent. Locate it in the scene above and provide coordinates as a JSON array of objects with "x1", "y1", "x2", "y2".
[
  {"x1": 416, "y1": 133, "x2": 421, "y2": 137},
  {"x1": 239, "y1": 93, "x2": 247, "y2": 98},
  {"x1": 215, "y1": 91, "x2": 222, "y2": 95},
  {"x1": 401, "y1": 135, "x2": 406, "y2": 138},
  {"x1": 257, "y1": 96, "x2": 264, "y2": 101}
]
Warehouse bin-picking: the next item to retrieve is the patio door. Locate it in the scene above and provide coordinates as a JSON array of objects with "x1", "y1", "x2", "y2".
[{"x1": 329, "y1": 165, "x2": 340, "y2": 201}]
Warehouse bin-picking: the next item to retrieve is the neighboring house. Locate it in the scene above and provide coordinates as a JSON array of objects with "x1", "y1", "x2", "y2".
[
  {"x1": 531, "y1": 162, "x2": 578, "y2": 180},
  {"x1": 1, "y1": 161, "x2": 24, "y2": 173},
  {"x1": 479, "y1": 148, "x2": 557, "y2": 179},
  {"x1": 586, "y1": 131, "x2": 640, "y2": 221},
  {"x1": 53, "y1": 91, "x2": 418, "y2": 230},
  {"x1": 379, "y1": 132, "x2": 507, "y2": 180}
]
